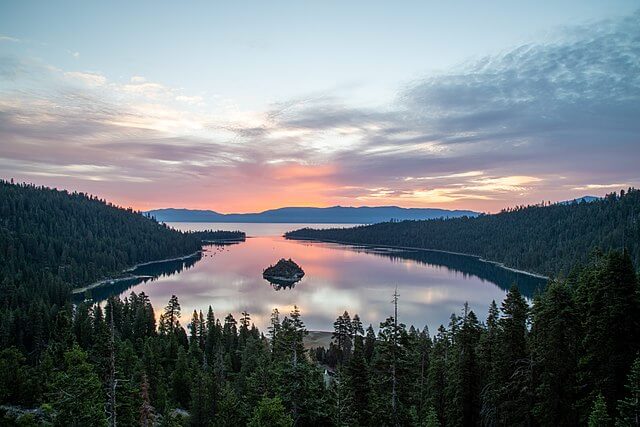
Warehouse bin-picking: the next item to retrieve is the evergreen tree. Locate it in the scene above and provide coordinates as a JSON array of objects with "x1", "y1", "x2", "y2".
[
  {"x1": 139, "y1": 373, "x2": 155, "y2": 427},
  {"x1": 0, "y1": 347, "x2": 33, "y2": 405},
  {"x1": 530, "y1": 281, "x2": 580, "y2": 425},
  {"x1": 332, "y1": 311, "x2": 353, "y2": 365},
  {"x1": 248, "y1": 396, "x2": 293, "y2": 427},
  {"x1": 364, "y1": 325, "x2": 377, "y2": 363},
  {"x1": 47, "y1": 345, "x2": 107, "y2": 427},
  {"x1": 494, "y1": 285, "x2": 532, "y2": 426},
  {"x1": 161, "y1": 295, "x2": 182, "y2": 334},
  {"x1": 189, "y1": 366, "x2": 216, "y2": 427},
  {"x1": 617, "y1": 354, "x2": 640, "y2": 427},
  {"x1": 424, "y1": 405, "x2": 440, "y2": 427},
  {"x1": 344, "y1": 335, "x2": 371, "y2": 425},
  {"x1": 216, "y1": 383, "x2": 247, "y2": 426},
  {"x1": 578, "y1": 251, "x2": 640, "y2": 412},
  {"x1": 329, "y1": 369, "x2": 355, "y2": 427},
  {"x1": 590, "y1": 393, "x2": 612, "y2": 427},
  {"x1": 171, "y1": 347, "x2": 191, "y2": 408},
  {"x1": 456, "y1": 304, "x2": 482, "y2": 426},
  {"x1": 427, "y1": 325, "x2": 448, "y2": 425},
  {"x1": 352, "y1": 314, "x2": 364, "y2": 337}
]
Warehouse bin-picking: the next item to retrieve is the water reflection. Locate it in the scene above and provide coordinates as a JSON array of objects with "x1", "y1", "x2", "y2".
[
  {"x1": 312, "y1": 243, "x2": 545, "y2": 297},
  {"x1": 79, "y1": 232, "x2": 546, "y2": 333},
  {"x1": 266, "y1": 279, "x2": 300, "y2": 291},
  {"x1": 74, "y1": 251, "x2": 203, "y2": 302}
]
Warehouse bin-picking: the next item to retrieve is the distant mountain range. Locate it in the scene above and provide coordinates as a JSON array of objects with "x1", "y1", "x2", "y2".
[{"x1": 145, "y1": 206, "x2": 479, "y2": 224}]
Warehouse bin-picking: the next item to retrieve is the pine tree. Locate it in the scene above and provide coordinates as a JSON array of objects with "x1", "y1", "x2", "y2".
[
  {"x1": 139, "y1": 373, "x2": 155, "y2": 427},
  {"x1": 530, "y1": 281, "x2": 580, "y2": 425},
  {"x1": 161, "y1": 295, "x2": 181, "y2": 334},
  {"x1": 589, "y1": 393, "x2": 611, "y2": 427},
  {"x1": 351, "y1": 314, "x2": 364, "y2": 337},
  {"x1": 578, "y1": 251, "x2": 640, "y2": 412},
  {"x1": 456, "y1": 304, "x2": 482, "y2": 426},
  {"x1": 189, "y1": 366, "x2": 216, "y2": 427},
  {"x1": 216, "y1": 383, "x2": 247, "y2": 426},
  {"x1": 424, "y1": 405, "x2": 440, "y2": 427},
  {"x1": 617, "y1": 354, "x2": 640, "y2": 426},
  {"x1": 370, "y1": 312, "x2": 411, "y2": 426},
  {"x1": 189, "y1": 310, "x2": 200, "y2": 344},
  {"x1": 248, "y1": 396, "x2": 293, "y2": 427},
  {"x1": 479, "y1": 300, "x2": 499, "y2": 425},
  {"x1": 345, "y1": 335, "x2": 371, "y2": 425},
  {"x1": 47, "y1": 345, "x2": 107, "y2": 426},
  {"x1": 289, "y1": 306, "x2": 308, "y2": 364},
  {"x1": 0, "y1": 347, "x2": 32, "y2": 405},
  {"x1": 204, "y1": 306, "x2": 218, "y2": 363},
  {"x1": 494, "y1": 285, "x2": 532, "y2": 426},
  {"x1": 329, "y1": 369, "x2": 354, "y2": 427},
  {"x1": 332, "y1": 311, "x2": 353, "y2": 365},
  {"x1": 412, "y1": 326, "x2": 432, "y2": 421},
  {"x1": 198, "y1": 310, "x2": 206, "y2": 350},
  {"x1": 427, "y1": 325, "x2": 448, "y2": 425},
  {"x1": 171, "y1": 347, "x2": 191, "y2": 408},
  {"x1": 364, "y1": 325, "x2": 376, "y2": 363}
]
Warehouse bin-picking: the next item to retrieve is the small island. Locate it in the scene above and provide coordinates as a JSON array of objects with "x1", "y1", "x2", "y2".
[
  {"x1": 188, "y1": 229, "x2": 246, "y2": 243},
  {"x1": 263, "y1": 258, "x2": 305, "y2": 285}
]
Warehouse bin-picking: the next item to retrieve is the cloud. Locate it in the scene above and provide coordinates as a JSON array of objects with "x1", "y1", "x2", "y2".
[
  {"x1": 0, "y1": 35, "x2": 20, "y2": 43},
  {"x1": 175, "y1": 95, "x2": 204, "y2": 105},
  {"x1": 1, "y1": 11, "x2": 639, "y2": 211},
  {"x1": 401, "y1": 11, "x2": 640, "y2": 149},
  {"x1": 572, "y1": 183, "x2": 629, "y2": 191},
  {"x1": 64, "y1": 71, "x2": 107, "y2": 86}
]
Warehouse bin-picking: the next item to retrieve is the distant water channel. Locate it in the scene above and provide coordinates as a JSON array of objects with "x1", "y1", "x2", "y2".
[{"x1": 78, "y1": 222, "x2": 547, "y2": 332}]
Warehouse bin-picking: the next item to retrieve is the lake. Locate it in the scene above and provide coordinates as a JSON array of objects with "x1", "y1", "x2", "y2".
[{"x1": 83, "y1": 222, "x2": 547, "y2": 333}]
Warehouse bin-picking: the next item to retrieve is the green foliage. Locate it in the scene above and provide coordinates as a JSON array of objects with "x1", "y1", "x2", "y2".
[
  {"x1": 617, "y1": 354, "x2": 640, "y2": 426},
  {"x1": 423, "y1": 405, "x2": 440, "y2": 427},
  {"x1": 577, "y1": 251, "x2": 640, "y2": 414},
  {"x1": 590, "y1": 393, "x2": 612, "y2": 427},
  {"x1": 248, "y1": 396, "x2": 293, "y2": 427},
  {"x1": 0, "y1": 347, "x2": 35, "y2": 405},
  {"x1": 47, "y1": 345, "x2": 107, "y2": 426},
  {"x1": 216, "y1": 383, "x2": 247, "y2": 426},
  {"x1": 0, "y1": 180, "x2": 200, "y2": 355},
  {"x1": 530, "y1": 281, "x2": 581, "y2": 425}
]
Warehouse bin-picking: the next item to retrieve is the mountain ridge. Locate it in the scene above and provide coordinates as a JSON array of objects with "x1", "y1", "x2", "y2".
[{"x1": 145, "y1": 205, "x2": 479, "y2": 223}]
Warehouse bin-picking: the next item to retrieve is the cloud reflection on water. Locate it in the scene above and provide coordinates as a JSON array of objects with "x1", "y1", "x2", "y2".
[{"x1": 84, "y1": 226, "x2": 545, "y2": 333}]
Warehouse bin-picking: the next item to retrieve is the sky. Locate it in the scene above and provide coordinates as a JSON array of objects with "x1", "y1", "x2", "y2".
[{"x1": 1, "y1": 1, "x2": 639, "y2": 213}]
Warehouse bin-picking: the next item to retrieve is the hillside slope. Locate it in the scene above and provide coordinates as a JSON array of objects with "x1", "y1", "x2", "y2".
[
  {"x1": 0, "y1": 181, "x2": 200, "y2": 308},
  {"x1": 286, "y1": 189, "x2": 640, "y2": 276}
]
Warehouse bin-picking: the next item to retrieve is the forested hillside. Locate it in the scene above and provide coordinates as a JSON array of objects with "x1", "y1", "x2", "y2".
[
  {"x1": 1, "y1": 181, "x2": 639, "y2": 426},
  {"x1": 1, "y1": 251, "x2": 638, "y2": 426},
  {"x1": 0, "y1": 181, "x2": 200, "y2": 351},
  {"x1": 286, "y1": 189, "x2": 640, "y2": 276}
]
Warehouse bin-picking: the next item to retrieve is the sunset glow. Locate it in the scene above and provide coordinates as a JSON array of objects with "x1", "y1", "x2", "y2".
[{"x1": 1, "y1": 1, "x2": 638, "y2": 213}]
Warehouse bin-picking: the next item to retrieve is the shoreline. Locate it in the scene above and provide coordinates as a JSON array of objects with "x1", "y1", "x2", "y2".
[
  {"x1": 286, "y1": 236, "x2": 549, "y2": 280},
  {"x1": 72, "y1": 250, "x2": 202, "y2": 295},
  {"x1": 201, "y1": 238, "x2": 246, "y2": 243}
]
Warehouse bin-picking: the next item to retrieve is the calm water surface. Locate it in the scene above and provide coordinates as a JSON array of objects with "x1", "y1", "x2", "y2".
[{"x1": 88, "y1": 222, "x2": 546, "y2": 332}]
